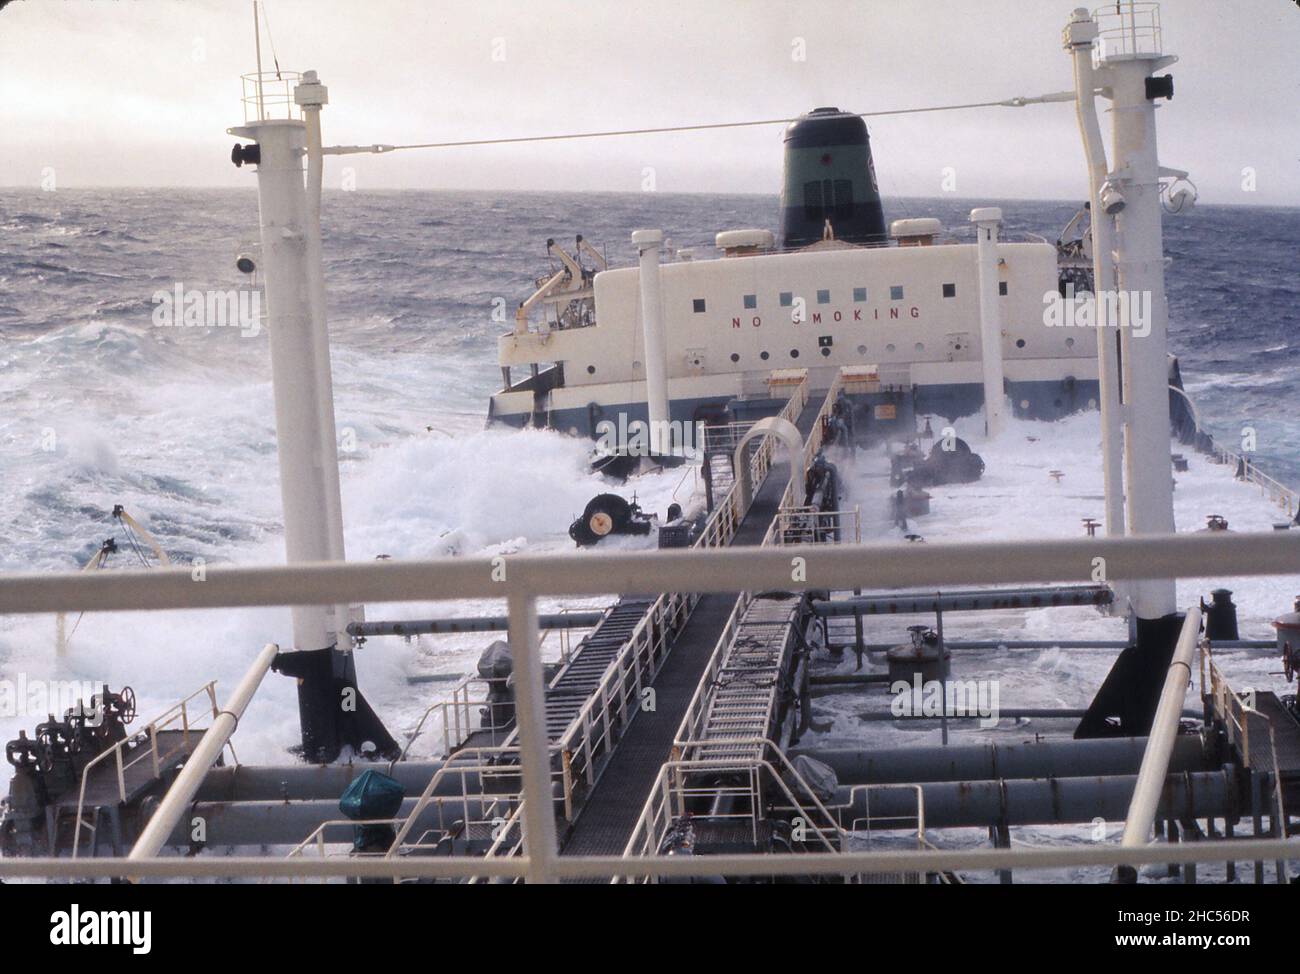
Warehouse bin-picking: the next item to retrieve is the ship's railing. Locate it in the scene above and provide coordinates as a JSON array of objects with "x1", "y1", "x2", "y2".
[
  {"x1": 1210, "y1": 445, "x2": 1298, "y2": 520},
  {"x1": 774, "y1": 505, "x2": 861, "y2": 545},
  {"x1": 6, "y1": 520, "x2": 1300, "y2": 880},
  {"x1": 1199, "y1": 644, "x2": 1290, "y2": 881},
  {"x1": 618, "y1": 738, "x2": 850, "y2": 883},
  {"x1": 844, "y1": 784, "x2": 926, "y2": 884},
  {"x1": 400, "y1": 607, "x2": 599, "y2": 760},
  {"x1": 240, "y1": 71, "x2": 302, "y2": 123},
  {"x1": 383, "y1": 754, "x2": 527, "y2": 862},
  {"x1": 1202, "y1": 646, "x2": 1251, "y2": 763},
  {"x1": 71, "y1": 681, "x2": 223, "y2": 858},
  {"x1": 467, "y1": 803, "x2": 527, "y2": 884},
  {"x1": 1092, "y1": 2, "x2": 1162, "y2": 63}
]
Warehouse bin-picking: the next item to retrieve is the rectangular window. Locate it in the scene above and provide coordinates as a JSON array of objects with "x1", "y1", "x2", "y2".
[
  {"x1": 890, "y1": 285, "x2": 904, "y2": 301},
  {"x1": 693, "y1": 298, "x2": 706, "y2": 313},
  {"x1": 942, "y1": 283, "x2": 956, "y2": 298},
  {"x1": 853, "y1": 287, "x2": 867, "y2": 303},
  {"x1": 998, "y1": 281, "x2": 1008, "y2": 296},
  {"x1": 816, "y1": 289, "x2": 831, "y2": 305},
  {"x1": 743, "y1": 293, "x2": 757, "y2": 310},
  {"x1": 779, "y1": 291, "x2": 793, "y2": 307}
]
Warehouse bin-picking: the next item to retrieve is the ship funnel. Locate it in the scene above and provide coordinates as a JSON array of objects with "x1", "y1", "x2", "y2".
[{"x1": 779, "y1": 107, "x2": 886, "y2": 249}]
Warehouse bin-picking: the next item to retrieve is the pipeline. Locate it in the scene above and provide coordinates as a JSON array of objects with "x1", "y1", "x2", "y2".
[
  {"x1": 834, "y1": 767, "x2": 1239, "y2": 830},
  {"x1": 813, "y1": 584, "x2": 1113, "y2": 617},
  {"x1": 791, "y1": 735, "x2": 1209, "y2": 785}
]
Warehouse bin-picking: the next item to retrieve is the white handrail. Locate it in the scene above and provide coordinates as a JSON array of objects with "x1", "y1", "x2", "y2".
[
  {"x1": 129, "y1": 643, "x2": 279, "y2": 860},
  {"x1": 1118, "y1": 607, "x2": 1202, "y2": 851}
]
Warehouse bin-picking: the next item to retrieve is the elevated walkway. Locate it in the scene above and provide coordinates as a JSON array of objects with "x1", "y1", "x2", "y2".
[{"x1": 558, "y1": 397, "x2": 823, "y2": 858}]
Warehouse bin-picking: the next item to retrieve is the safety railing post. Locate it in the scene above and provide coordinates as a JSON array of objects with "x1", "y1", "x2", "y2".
[{"x1": 507, "y1": 590, "x2": 558, "y2": 883}]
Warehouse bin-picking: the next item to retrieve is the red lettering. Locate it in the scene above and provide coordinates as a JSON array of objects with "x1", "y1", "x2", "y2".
[
  {"x1": 910, "y1": 306, "x2": 920, "y2": 318},
  {"x1": 752, "y1": 316, "x2": 761, "y2": 327},
  {"x1": 812, "y1": 312, "x2": 822, "y2": 323},
  {"x1": 853, "y1": 309, "x2": 862, "y2": 321},
  {"x1": 731, "y1": 317, "x2": 741, "y2": 329},
  {"x1": 889, "y1": 308, "x2": 899, "y2": 319},
  {"x1": 833, "y1": 310, "x2": 842, "y2": 322}
]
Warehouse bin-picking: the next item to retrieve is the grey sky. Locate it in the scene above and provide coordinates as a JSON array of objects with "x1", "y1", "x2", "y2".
[{"x1": 1, "y1": 0, "x2": 1296, "y2": 204}]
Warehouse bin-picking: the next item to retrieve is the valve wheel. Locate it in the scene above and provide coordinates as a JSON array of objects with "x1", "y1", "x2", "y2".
[{"x1": 119, "y1": 686, "x2": 137, "y2": 724}]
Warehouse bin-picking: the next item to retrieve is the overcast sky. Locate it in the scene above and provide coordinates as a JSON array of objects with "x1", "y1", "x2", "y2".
[{"x1": 1, "y1": 0, "x2": 1296, "y2": 204}]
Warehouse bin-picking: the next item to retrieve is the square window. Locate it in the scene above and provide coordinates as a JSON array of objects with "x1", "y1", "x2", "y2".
[
  {"x1": 779, "y1": 291, "x2": 793, "y2": 307},
  {"x1": 998, "y1": 281, "x2": 1008, "y2": 296},
  {"x1": 816, "y1": 289, "x2": 831, "y2": 305},
  {"x1": 853, "y1": 287, "x2": 867, "y2": 302},
  {"x1": 818, "y1": 335, "x2": 833, "y2": 348},
  {"x1": 693, "y1": 298, "x2": 706, "y2": 313},
  {"x1": 942, "y1": 283, "x2": 956, "y2": 298},
  {"x1": 890, "y1": 285, "x2": 904, "y2": 300},
  {"x1": 743, "y1": 294, "x2": 757, "y2": 310}
]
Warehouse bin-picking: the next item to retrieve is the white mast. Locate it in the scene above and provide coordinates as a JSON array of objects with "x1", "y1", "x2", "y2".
[
  {"x1": 632, "y1": 229, "x2": 671, "y2": 455},
  {"x1": 1064, "y1": 8, "x2": 1126, "y2": 549},
  {"x1": 1090, "y1": 1, "x2": 1179, "y2": 621},
  {"x1": 971, "y1": 207, "x2": 1005, "y2": 437}
]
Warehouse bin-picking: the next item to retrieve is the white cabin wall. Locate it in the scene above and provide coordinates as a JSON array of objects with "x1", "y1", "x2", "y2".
[{"x1": 500, "y1": 241, "x2": 1089, "y2": 395}]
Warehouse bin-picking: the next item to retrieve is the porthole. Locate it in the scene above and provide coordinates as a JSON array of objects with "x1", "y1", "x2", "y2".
[
  {"x1": 1065, "y1": 337, "x2": 1075, "y2": 348},
  {"x1": 1015, "y1": 339, "x2": 1026, "y2": 348},
  {"x1": 857, "y1": 344, "x2": 867, "y2": 355},
  {"x1": 790, "y1": 349, "x2": 800, "y2": 359},
  {"x1": 586, "y1": 365, "x2": 596, "y2": 374},
  {"x1": 914, "y1": 342, "x2": 924, "y2": 352},
  {"x1": 820, "y1": 347, "x2": 831, "y2": 357},
  {"x1": 885, "y1": 343, "x2": 896, "y2": 353},
  {"x1": 760, "y1": 351, "x2": 770, "y2": 361},
  {"x1": 730, "y1": 352, "x2": 740, "y2": 363}
]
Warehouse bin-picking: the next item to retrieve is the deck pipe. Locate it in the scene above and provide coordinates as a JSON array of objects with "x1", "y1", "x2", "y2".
[
  {"x1": 348, "y1": 611, "x2": 604, "y2": 638},
  {"x1": 811, "y1": 584, "x2": 1113, "y2": 617},
  {"x1": 791, "y1": 735, "x2": 1208, "y2": 785},
  {"x1": 150, "y1": 796, "x2": 528, "y2": 848},
  {"x1": 851, "y1": 707, "x2": 1201, "y2": 722},
  {"x1": 189, "y1": 760, "x2": 529, "y2": 803},
  {"x1": 833, "y1": 768, "x2": 1239, "y2": 830}
]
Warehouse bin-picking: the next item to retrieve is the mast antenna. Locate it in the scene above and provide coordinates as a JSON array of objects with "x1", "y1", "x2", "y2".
[{"x1": 253, "y1": 1, "x2": 265, "y2": 119}]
